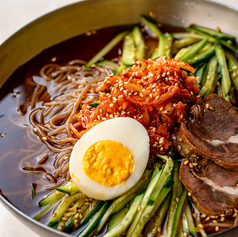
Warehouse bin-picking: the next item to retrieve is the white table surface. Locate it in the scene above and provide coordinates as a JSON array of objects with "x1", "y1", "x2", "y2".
[{"x1": 0, "y1": 0, "x2": 237, "y2": 236}]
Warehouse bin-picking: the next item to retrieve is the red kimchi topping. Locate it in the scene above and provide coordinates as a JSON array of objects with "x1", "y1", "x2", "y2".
[{"x1": 75, "y1": 57, "x2": 199, "y2": 154}]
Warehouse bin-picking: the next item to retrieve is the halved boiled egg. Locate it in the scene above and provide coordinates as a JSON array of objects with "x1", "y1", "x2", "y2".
[{"x1": 69, "y1": 117, "x2": 150, "y2": 200}]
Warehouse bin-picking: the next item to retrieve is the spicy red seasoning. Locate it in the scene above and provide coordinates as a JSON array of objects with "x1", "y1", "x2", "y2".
[{"x1": 75, "y1": 56, "x2": 199, "y2": 154}]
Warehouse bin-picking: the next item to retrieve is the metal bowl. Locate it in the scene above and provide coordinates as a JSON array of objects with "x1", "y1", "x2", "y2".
[{"x1": 0, "y1": 0, "x2": 238, "y2": 236}]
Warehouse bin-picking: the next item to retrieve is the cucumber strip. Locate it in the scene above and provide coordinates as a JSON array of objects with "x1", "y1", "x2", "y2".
[
  {"x1": 180, "y1": 38, "x2": 209, "y2": 62},
  {"x1": 94, "y1": 169, "x2": 153, "y2": 234},
  {"x1": 200, "y1": 43, "x2": 212, "y2": 52},
  {"x1": 122, "y1": 33, "x2": 136, "y2": 66},
  {"x1": 96, "y1": 60, "x2": 119, "y2": 71},
  {"x1": 127, "y1": 156, "x2": 173, "y2": 237},
  {"x1": 171, "y1": 189, "x2": 187, "y2": 237},
  {"x1": 78, "y1": 200, "x2": 104, "y2": 228},
  {"x1": 64, "y1": 205, "x2": 89, "y2": 233},
  {"x1": 78, "y1": 200, "x2": 112, "y2": 237},
  {"x1": 143, "y1": 192, "x2": 171, "y2": 237},
  {"x1": 39, "y1": 181, "x2": 71, "y2": 207},
  {"x1": 173, "y1": 33, "x2": 216, "y2": 43},
  {"x1": 126, "y1": 169, "x2": 163, "y2": 237},
  {"x1": 174, "y1": 47, "x2": 191, "y2": 60},
  {"x1": 32, "y1": 183, "x2": 36, "y2": 201},
  {"x1": 187, "y1": 27, "x2": 237, "y2": 52},
  {"x1": 33, "y1": 201, "x2": 58, "y2": 221},
  {"x1": 184, "y1": 199, "x2": 198, "y2": 237},
  {"x1": 111, "y1": 193, "x2": 136, "y2": 215},
  {"x1": 47, "y1": 192, "x2": 85, "y2": 228},
  {"x1": 174, "y1": 161, "x2": 183, "y2": 197},
  {"x1": 85, "y1": 30, "x2": 129, "y2": 68},
  {"x1": 226, "y1": 94, "x2": 230, "y2": 102},
  {"x1": 89, "y1": 101, "x2": 100, "y2": 107},
  {"x1": 172, "y1": 37, "x2": 199, "y2": 54},
  {"x1": 114, "y1": 64, "x2": 128, "y2": 75},
  {"x1": 189, "y1": 25, "x2": 236, "y2": 44},
  {"x1": 56, "y1": 182, "x2": 79, "y2": 194},
  {"x1": 215, "y1": 44, "x2": 231, "y2": 96},
  {"x1": 108, "y1": 206, "x2": 129, "y2": 231},
  {"x1": 64, "y1": 203, "x2": 90, "y2": 233},
  {"x1": 178, "y1": 219, "x2": 185, "y2": 237},
  {"x1": 198, "y1": 55, "x2": 218, "y2": 98},
  {"x1": 220, "y1": 39, "x2": 238, "y2": 52},
  {"x1": 152, "y1": 33, "x2": 173, "y2": 59},
  {"x1": 187, "y1": 45, "x2": 215, "y2": 66},
  {"x1": 141, "y1": 15, "x2": 161, "y2": 38},
  {"x1": 130, "y1": 177, "x2": 174, "y2": 237},
  {"x1": 227, "y1": 53, "x2": 238, "y2": 90},
  {"x1": 66, "y1": 200, "x2": 97, "y2": 233},
  {"x1": 193, "y1": 205, "x2": 207, "y2": 237},
  {"x1": 132, "y1": 25, "x2": 145, "y2": 60},
  {"x1": 195, "y1": 63, "x2": 207, "y2": 86},
  {"x1": 56, "y1": 198, "x2": 85, "y2": 231},
  {"x1": 166, "y1": 161, "x2": 183, "y2": 237},
  {"x1": 104, "y1": 191, "x2": 145, "y2": 237}
]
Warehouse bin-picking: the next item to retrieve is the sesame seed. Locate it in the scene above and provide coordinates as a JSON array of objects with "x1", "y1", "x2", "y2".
[
  {"x1": 198, "y1": 224, "x2": 204, "y2": 228},
  {"x1": 215, "y1": 226, "x2": 219, "y2": 231},
  {"x1": 85, "y1": 202, "x2": 90, "y2": 205},
  {"x1": 149, "y1": 11, "x2": 154, "y2": 18},
  {"x1": 201, "y1": 214, "x2": 206, "y2": 218},
  {"x1": 184, "y1": 160, "x2": 189, "y2": 165},
  {"x1": 176, "y1": 197, "x2": 179, "y2": 202},
  {"x1": 189, "y1": 163, "x2": 194, "y2": 168},
  {"x1": 51, "y1": 57, "x2": 57, "y2": 62},
  {"x1": 206, "y1": 104, "x2": 209, "y2": 109},
  {"x1": 205, "y1": 216, "x2": 211, "y2": 221},
  {"x1": 188, "y1": 192, "x2": 192, "y2": 197},
  {"x1": 138, "y1": 206, "x2": 141, "y2": 211},
  {"x1": 58, "y1": 226, "x2": 63, "y2": 231},
  {"x1": 0, "y1": 133, "x2": 6, "y2": 137},
  {"x1": 42, "y1": 137, "x2": 47, "y2": 141},
  {"x1": 177, "y1": 145, "x2": 181, "y2": 151}
]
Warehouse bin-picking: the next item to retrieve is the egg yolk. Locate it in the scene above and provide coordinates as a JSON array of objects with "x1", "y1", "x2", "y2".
[{"x1": 82, "y1": 140, "x2": 134, "y2": 187}]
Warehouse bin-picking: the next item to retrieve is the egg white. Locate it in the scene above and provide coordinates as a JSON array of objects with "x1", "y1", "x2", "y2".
[{"x1": 69, "y1": 117, "x2": 150, "y2": 200}]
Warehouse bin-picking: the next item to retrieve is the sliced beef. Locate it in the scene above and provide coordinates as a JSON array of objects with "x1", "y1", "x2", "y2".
[
  {"x1": 172, "y1": 94, "x2": 238, "y2": 169},
  {"x1": 180, "y1": 158, "x2": 238, "y2": 215}
]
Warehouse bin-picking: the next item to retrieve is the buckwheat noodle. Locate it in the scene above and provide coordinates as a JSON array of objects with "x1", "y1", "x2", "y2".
[{"x1": 18, "y1": 59, "x2": 113, "y2": 192}]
